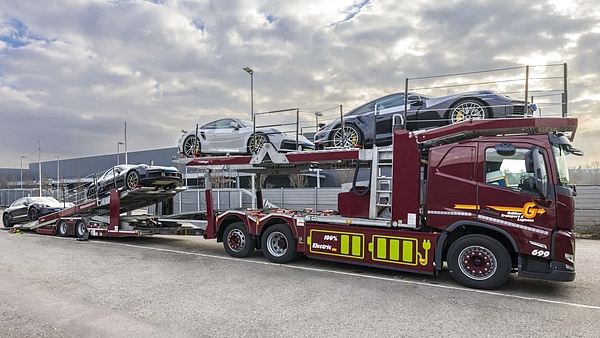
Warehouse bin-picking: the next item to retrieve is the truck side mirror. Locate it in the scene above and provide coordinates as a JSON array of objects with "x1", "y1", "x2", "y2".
[{"x1": 525, "y1": 147, "x2": 547, "y2": 199}]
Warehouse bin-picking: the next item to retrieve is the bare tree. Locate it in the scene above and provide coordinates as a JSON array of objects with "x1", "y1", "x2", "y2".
[
  {"x1": 333, "y1": 169, "x2": 355, "y2": 186},
  {"x1": 289, "y1": 174, "x2": 308, "y2": 188},
  {"x1": 257, "y1": 174, "x2": 274, "y2": 189}
]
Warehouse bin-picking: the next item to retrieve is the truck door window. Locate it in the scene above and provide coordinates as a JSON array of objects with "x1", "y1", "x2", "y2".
[{"x1": 484, "y1": 147, "x2": 538, "y2": 195}]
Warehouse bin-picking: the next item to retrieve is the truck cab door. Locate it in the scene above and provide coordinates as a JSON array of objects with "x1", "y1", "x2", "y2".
[{"x1": 476, "y1": 142, "x2": 555, "y2": 250}]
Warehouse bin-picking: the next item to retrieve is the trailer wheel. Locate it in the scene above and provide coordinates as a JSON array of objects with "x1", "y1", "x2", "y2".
[
  {"x1": 75, "y1": 220, "x2": 87, "y2": 238},
  {"x1": 126, "y1": 171, "x2": 140, "y2": 189},
  {"x1": 28, "y1": 208, "x2": 40, "y2": 221},
  {"x1": 223, "y1": 222, "x2": 256, "y2": 258},
  {"x1": 447, "y1": 234, "x2": 511, "y2": 289},
  {"x1": 261, "y1": 224, "x2": 297, "y2": 264},
  {"x1": 57, "y1": 220, "x2": 68, "y2": 237}
]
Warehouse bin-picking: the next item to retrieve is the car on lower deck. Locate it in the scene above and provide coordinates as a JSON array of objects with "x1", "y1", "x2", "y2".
[{"x1": 2, "y1": 197, "x2": 74, "y2": 228}]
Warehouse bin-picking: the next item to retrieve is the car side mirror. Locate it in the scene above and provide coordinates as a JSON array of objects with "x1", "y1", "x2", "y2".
[
  {"x1": 230, "y1": 122, "x2": 240, "y2": 130},
  {"x1": 23, "y1": 201, "x2": 29, "y2": 206}
]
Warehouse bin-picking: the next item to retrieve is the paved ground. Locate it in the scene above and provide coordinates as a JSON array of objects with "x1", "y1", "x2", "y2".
[{"x1": 0, "y1": 226, "x2": 599, "y2": 337}]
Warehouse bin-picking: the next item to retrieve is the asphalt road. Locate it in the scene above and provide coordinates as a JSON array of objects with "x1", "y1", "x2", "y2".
[{"x1": 0, "y1": 228, "x2": 599, "y2": 338}]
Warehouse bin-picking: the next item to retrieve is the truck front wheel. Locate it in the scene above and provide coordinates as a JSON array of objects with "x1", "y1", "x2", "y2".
[
  {"x1": 261, "y1": 224, "x2": 297, "y2": 264},
  {"x1": 223, "y1": 222, "x2": 256, "y2": 258},
  {"x1": 447, "y1": 234, "x2": 511, "y2": 289}
]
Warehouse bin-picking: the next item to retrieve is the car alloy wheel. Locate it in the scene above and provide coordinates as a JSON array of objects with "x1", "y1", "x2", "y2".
[
  {"x1": 332, "y1": 125, "x2": 361, "y2": 148},
  {"x1": 183, "y1": 135, "x2": 200, "y2": 158},
  {"x1": 450, "y1": 100, "x2": 487, "y2": 124},
  {"x1": 248, "y1": 134, "x2": 269, "y2": 154}
]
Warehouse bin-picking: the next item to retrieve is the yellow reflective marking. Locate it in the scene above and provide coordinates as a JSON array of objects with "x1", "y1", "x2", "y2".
[
  {"x1": 352, "y1": 236, "x2": 361, "y2": 256},
  {"x1": 371, "y1": 235, "x2": 420, "y2": 266},
  {"x1": 377, "y1": 238, "x2": 387, "y2": 259},
  {"x1": 308, "y1": 229, "x2": 364, "y2": 259},
  {"x1": 403, "y1": 240, "x2": 413, "y2": 263},
  {"x1": 390, "y1": 240, "x2": 400, "y2": 261},
  {"x1": 341, "y1": 235, "x2": 349, "y2": 254}
]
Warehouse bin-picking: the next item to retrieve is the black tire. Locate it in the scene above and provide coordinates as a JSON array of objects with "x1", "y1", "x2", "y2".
[
  {"x1": 2, "y1": 213, "x2": 13, "y2": 228},
  {"x1": 57, "y1": 220, "x2": 68, "y2": 237},
  {"x1": 447, "y1": 99, "x2": 488, "y2": 124},
  {"x1": 261, "y1": 223, "x2": 298, "y2": 264},
  {"x1": 75, "y1": 220, "x2": 87, "y2": 238},
  {"x1": 183, "y1": 135, "x2": 201, "y2": 158},
  {"x1": 247, "y1": 133, "x2": 269, "y2": 154},
  {"x1": 86, "y1": 186, "x2": 96, "y2": 200},
  {"x1": 223, "y1": 222, "x2": 256, "y2": 258},
  {"x1": 330, "y1": 124, "x2": 362, "y2": 148},
  {"x1": 28, "y1": 207, "x2": 40, "y2": 221},
  {"x1": 125, "y1": 171, "x2": 140, "y2": 190},
  {"x1": 447, "y1": 234, "x2": 511, "y2": 289}
]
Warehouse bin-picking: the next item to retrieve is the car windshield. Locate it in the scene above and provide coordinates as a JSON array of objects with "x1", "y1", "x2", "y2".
[
  {"x1": 239, "y1": 119, "x2": 254, "y2": 127},
  {"x1": 33, "y1": 197, "x2": 60, "y2": 204}
]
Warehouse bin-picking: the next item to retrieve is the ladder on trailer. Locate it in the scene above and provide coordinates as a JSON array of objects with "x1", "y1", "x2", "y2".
[{"x1": 369, "y1": 145, "x2": 393, "y2": 220}]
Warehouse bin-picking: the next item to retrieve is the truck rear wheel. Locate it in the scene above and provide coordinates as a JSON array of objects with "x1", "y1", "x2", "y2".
[
  {"x1": 447, "y1": 234, "x2": 511, "y2": 289},
  {"x1": 261, "y1": 224, "x2": 297, "y2": 264},
  {"x1": 223, "y1": 222, "x2": 256, "y2": 258}
]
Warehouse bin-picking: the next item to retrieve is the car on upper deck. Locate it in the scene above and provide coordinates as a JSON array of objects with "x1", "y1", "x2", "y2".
[
  {"x1": 177, "y1": 118, "x2": 314, "y2": 158},
  {"x1": 313, "y1": 90, "x2": 536, "y2": 149}
]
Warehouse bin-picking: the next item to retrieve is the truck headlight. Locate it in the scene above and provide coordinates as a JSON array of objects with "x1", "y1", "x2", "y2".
[{"x1": 565, "y1": 253, "x2": 574, "y2": 264}]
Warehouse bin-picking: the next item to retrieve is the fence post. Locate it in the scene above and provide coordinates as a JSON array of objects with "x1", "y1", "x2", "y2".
[
  {"x1": 281, "y1": 187, "x2": 284, "y2": 208},
  {"x1": 314, "y1": 187, "x2": 318, "y2": 211}
]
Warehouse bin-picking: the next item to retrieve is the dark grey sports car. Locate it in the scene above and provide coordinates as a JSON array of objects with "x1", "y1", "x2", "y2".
[
  {"x1": 313, "y1": 90, "x2": 536, "y2": 149},
  {"x1": 86, "y1": 164, "x2": 183, "y2": 200},
  {"x1": 2, "y1": 197, "x2": 74, "y2": 227}
]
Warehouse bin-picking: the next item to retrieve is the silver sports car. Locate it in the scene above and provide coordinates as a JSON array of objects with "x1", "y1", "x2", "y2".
[
  {"x1": 313, "y1": 90, "x2": 536, "y2": 149},
  {"x1": 177, "y1": 118, "x2": 314, "y2": 157}
]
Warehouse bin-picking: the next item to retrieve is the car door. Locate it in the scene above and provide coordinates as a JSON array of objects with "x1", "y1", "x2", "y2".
[
  {"x1": 9, "y1": 198, "x2": 28, "y2": 222},
  {"x1": 374, "y1": 93, "x2": 406, "y2": 144},
  {"x1": 206, "y1": 119, "x2": 244, "y2": 153},
  {"x1": 98, "y1": 168, "x2": 116, "y2": 194}
]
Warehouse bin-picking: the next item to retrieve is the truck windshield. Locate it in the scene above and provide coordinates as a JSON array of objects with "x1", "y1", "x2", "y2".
[{"x1": 551, "y1": 143, "x2": 571, "y2": 186}]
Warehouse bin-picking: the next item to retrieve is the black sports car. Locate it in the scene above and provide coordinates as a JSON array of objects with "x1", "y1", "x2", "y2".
[
  {"x1": 2, "y1": 197, "x2": 74, "y2": 228},
  {"x1": 313, "y1": 90, "x2": 536, "y2": 148},
  {"x1": 86, "y1": 164, "x2": 183, "y2": 200}
]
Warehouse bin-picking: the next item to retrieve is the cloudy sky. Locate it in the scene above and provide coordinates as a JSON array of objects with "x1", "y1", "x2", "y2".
[{"x1": 1, "y1": 0, "x2": 599, "y2": 169}]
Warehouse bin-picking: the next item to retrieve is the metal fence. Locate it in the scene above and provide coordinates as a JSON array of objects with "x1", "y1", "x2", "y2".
[{"x1": 3, "y1": 185, "x2": 599, "y2": 233}]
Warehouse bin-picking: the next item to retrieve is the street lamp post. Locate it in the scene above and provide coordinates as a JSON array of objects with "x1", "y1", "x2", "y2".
[
  {"x1": 55, "y1": 156, "x2": 60, "y2": 199},
  {"x1": 243, "y1": 67, "x2": 254, "y2": 120},
  {"x1": 314, "y1": 111, "x2": 323, "y2": 131},
  {"x1": 20, "y1": 156, "x2": 26, "y2": 188},
  {"x1": 117, "y1": 141, "x2": 124, "y2": 165}
]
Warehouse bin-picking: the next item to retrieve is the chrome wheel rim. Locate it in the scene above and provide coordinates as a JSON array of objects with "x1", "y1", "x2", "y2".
[
  {"x1": 76, "y1": 221, "x2": 86, "y2": 237},
  {"x1": 332, "y1": 126, "x2": 359, "y2": 148},
  {"x1": 451, "y1": 102, "x2": 485, "y2": 123},
  {"x1": 266, "y1": 231, "x2": 288, "y2": 258},
  {"x1": 59, "y1": 221, "x2": 67, "y2": 235},
  {"x1": 250, "y1": 135, "x2": 268, "y2": 154},
  {"x1": 126, "y1": 173, "x2": 139, "y2": 189},
  {"x1": 458, "y1": 245, "x2": 497, "y2": 281},
  {"x1": 227, "y1": 229, "x2": 247, "y2": 252},
  {"x1": 184, "y1": 136, "x2": 199, "y2": 157}
]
